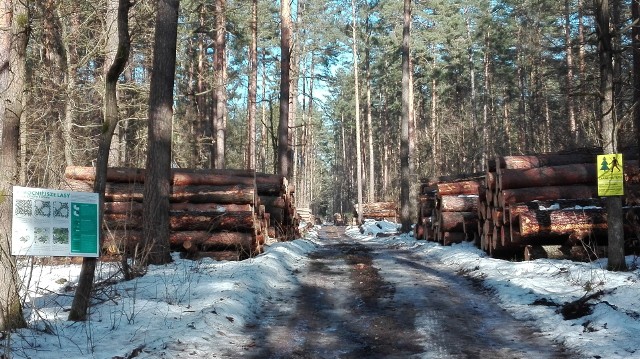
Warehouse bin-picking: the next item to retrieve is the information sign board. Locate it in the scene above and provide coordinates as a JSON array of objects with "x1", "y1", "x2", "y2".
[
  {"x1": 11, "y1": 186, "x2": 99, "y2": 257},
  {"x1": 597, "y1": 153, "x2": 624, "y2": 197}
]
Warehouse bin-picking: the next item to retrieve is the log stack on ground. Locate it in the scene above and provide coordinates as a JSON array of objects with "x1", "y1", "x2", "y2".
[
  {"x1": 415, "y1": 180, "x2": 437, "y2": 240},
  {"x1": 416, "y1": 174, "x2": 482, "y2": 245},
  {"x1": 355, "y1": 202, "x2": 398, "y2": 223},
  {"x1": 296, "y1": 207, "x2": 313, "y2": 224},
  {"x1": 478, "y1": 148, "x2": 640, "y2": 260},
  {"x1": 62, "y1": 166, "x2": 298, "y2": 260}
]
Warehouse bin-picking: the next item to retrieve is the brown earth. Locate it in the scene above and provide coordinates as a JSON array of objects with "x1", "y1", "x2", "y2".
[{"x1": 233, "y1": 226, "x2": 578, "y2": 359}]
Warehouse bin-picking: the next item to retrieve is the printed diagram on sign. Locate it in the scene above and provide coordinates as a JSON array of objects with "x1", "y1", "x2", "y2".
[
  {"x1": 53, "y1": 201, "x2": 69, "y2": 218},
  {"x1": 13, "y1": 198, "x2": 69, "y2": 248}
]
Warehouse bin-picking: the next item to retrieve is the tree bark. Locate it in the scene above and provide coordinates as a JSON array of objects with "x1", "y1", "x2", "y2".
[
  {"x1": 400, "y1": 0, "x2": 412, "y2": 232},
  {"x1": 278, "y1": 0, "x2": 292, "y2": 179},
  {"x1": 565, "y1": 0, "x2": 577, "y2": 145},
  {"x1": 69, "y1": 0, "x2": 131, "y2": 322},
  {"x1": 246, "y1": 0, "x2": 257, "y2": 170},
  {"x1": 352, "y1": 0, "x2": 363, "y2": 224},
  {"x1": 500, "y1": 185, "x2": 598, "y2": 208},
  {"x1": 212, "y1": 0, "x2": 226, "y2": 169},
  {"x1": 498, "y1": 163, "x2": 597, "y2": 190},
  {"x1": 142, "y1": 0, "x2": 179, "y2": 265},
  {"x1": 0, "y1": 0, "x2": 28, "y2": 330},
  {"x1": 594, "y1": 0, "x2": 626, "y2": 270},
  {"x1": 517, "y1": 208, "x2": 608, "y2": 240}
]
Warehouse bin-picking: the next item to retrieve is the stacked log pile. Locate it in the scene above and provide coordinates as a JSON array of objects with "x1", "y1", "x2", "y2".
[
  {"x1": 355, "y1": 202, "x2": 398, "y2": 222},
  {"x1": 479, "y1": 150, "x2": 640, "y2": 260},
  {"x1": 296, "y1": 207, "x2": 314, "y2": 224},
  {"x1": 416, "y1": 175, "x2": 482, "y2": 245},
  {"x1": 415, "y1": 180, "x2": 436, "y2": 241},
  {"x1": 62, "y1": 166, "x2": 297, "y2": 260}
]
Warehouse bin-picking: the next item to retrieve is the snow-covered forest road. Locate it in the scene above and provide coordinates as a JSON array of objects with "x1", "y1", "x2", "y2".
[{"x1": 234, "y1": 226, "x2": 576, "y2": 358}]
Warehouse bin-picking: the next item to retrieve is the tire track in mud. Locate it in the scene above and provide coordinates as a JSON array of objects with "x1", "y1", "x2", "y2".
[{"x1": 237, "y1": 226, "x2": 578, "y2": 359}]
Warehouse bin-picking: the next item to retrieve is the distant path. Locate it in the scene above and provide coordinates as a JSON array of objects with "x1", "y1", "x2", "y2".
[{"x1": 237, "y1": 226, "x2": 578, "y2": 358}]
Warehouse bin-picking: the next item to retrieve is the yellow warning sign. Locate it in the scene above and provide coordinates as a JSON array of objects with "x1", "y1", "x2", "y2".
[{"x1": 597, "y1": 153, "x2": 624, "y2": 196}]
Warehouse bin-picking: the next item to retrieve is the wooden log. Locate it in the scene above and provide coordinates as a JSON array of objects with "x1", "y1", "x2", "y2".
[
  {"x1": 498, "y1": 163, "x2": 597, "y2": 190},
  {"x1": 500, "y1": 185, "x2": 598, "y2": 208},
  {"x1": 169, "y1": 212, "x2": 257, "y2": 232},
  {"x1": 104, "y1": 211, "x2": 259, "y2": 232},
  {"x1": 492, "y1": 207, "x2": 504, "y2": 226},
  {"x1": 171, "y1": 184, "x2": 255, "y2": 204},
  {"x1": 517, "y1": 208, "x2": 608, "y2": 240},
  {"x1": 437, "y1": 180, "x2": 481, "y2": 196},
  {"x1": 62, "y1": 179, "x2": 256, "y2": 204},
  {"x1": 439, "y1": 211, "x2": 478, "y2": 232},
  {"x1": 260, "y1": 195, "x2": 286, "y2": 209},
  {"x1": 439, "y1": 195, "x2": 479, "y2": 212},
  {"x1": 104, "y1": 202, "x2": 253, "y2": 215},
  {"x1": 104, "y1": 230, "x2": 257, "y2": 252},
  {"x1": 524, "y1": 244, "x2": 608, "y2": 262},
  {"x1": 65, "y1": 166, "x2": 146, "y2": 183},
  {"x1": 183, "y1": 250, "x2": 243, "y2": 261},
  {"x1": 486, "y1": 171, "x2": 497, "y2": 192},
  {"x1": 65, "y1": 166, "x2": 258, "y2": 186},
  {"x1": 497, "y1": 153, "x2": 597, "y2": 170},
  {"x1": 507, "y1": 199, "x2": 604, "y2": 225},
  {"x1": 442, "y1": 232, "x2": 466, "y2": 245}
]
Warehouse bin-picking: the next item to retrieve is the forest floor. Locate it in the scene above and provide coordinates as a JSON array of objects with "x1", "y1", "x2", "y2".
[{"x1": 228, "y1": 226, "x2": 578, "y2": 359}]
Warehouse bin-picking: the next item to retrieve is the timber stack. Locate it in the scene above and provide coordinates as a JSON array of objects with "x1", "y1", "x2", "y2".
[
  {"x1": 415, "y1": 180, "x2": 436, "y2": 241},
  {"x1": 416, "y1": 174, "x2": 482, "y2": 245},
  {"x1": 62, "y1": 166, "x2": 298, "y2": 261},
  {"x1": 479, "y1": 149, "x2": 640, "y2": 260},
  {"x1": 355, "y1": 201, "x2": 398, "y2": 222}
]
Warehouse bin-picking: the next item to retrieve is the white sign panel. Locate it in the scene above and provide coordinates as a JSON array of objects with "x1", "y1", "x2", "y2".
[{"x1": 11, "y1": 186, "x2": 99, "y2": 257}]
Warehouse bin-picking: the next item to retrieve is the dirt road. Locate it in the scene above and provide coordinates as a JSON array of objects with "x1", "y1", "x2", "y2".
[{"x1": 237, "y1": 226, "x2": 577, "y2": 358}]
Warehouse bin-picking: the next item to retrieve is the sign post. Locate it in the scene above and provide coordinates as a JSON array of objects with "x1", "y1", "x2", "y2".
[
  {"x1": 597, "y1": 153, "x2": 624, "y2": 197},
  {"x1": 11, "y1": 186, "x2": 99, "y2": 257}
]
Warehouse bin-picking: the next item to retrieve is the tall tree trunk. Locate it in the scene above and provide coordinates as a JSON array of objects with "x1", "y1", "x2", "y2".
[
  {"x1": 465, "y1": 15, "x2": 480, "y2": 170},
  {"x1": 212, "y1": 0, "x2": 226, "y2": 169},
  {"x1": 365, "y1": 48, "x2": 375, "y2": 203},
  {"x1": 278, "y1": 0, "x2": 292, "y2": 178},
  {"x1": 142, "y1": 0, "x2": 179, "y2": 265},
  {"x1": 197, "y1": 5, "x2": 209, "y2": 167},
  {"x1": 105, "y1": 0, "x2": 122, "y2": 167},
  {"x1": 61, "y1": 5, "x2": 80, "y2": 167},
  {"x1": 260, "y1": 49, "x2": 268, "y2": 173},
  {"x1": 565, "y1": 0, "x2": 577, "y2": 146},
  {"x1": 246, "y1": 0, "x2": 257, "y2": 170},
  {"x1": 594, "y1": 0, "x2": 626, "y2": 271},
  {"x1": 578, "y1": 0, "x2": 587, "y2": 139},
  {"x1": 400, "y1": 0, "x2": 413, "y2": 232},
  {"x1": 633, "y1": 0, "x2": 640, "y2": 159},
  {"x1": 351, "y1": 0, "x2": 363, "y2": 224},
  {"x1": 0, "y1": 0, "x2": 28, "y2": 330},
  {"x1": 482, "y1": 31, "x2": 492, "y2": 165},
  {"x1": 68, "y1": 0, "x2": 131, "y2": 321}
]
